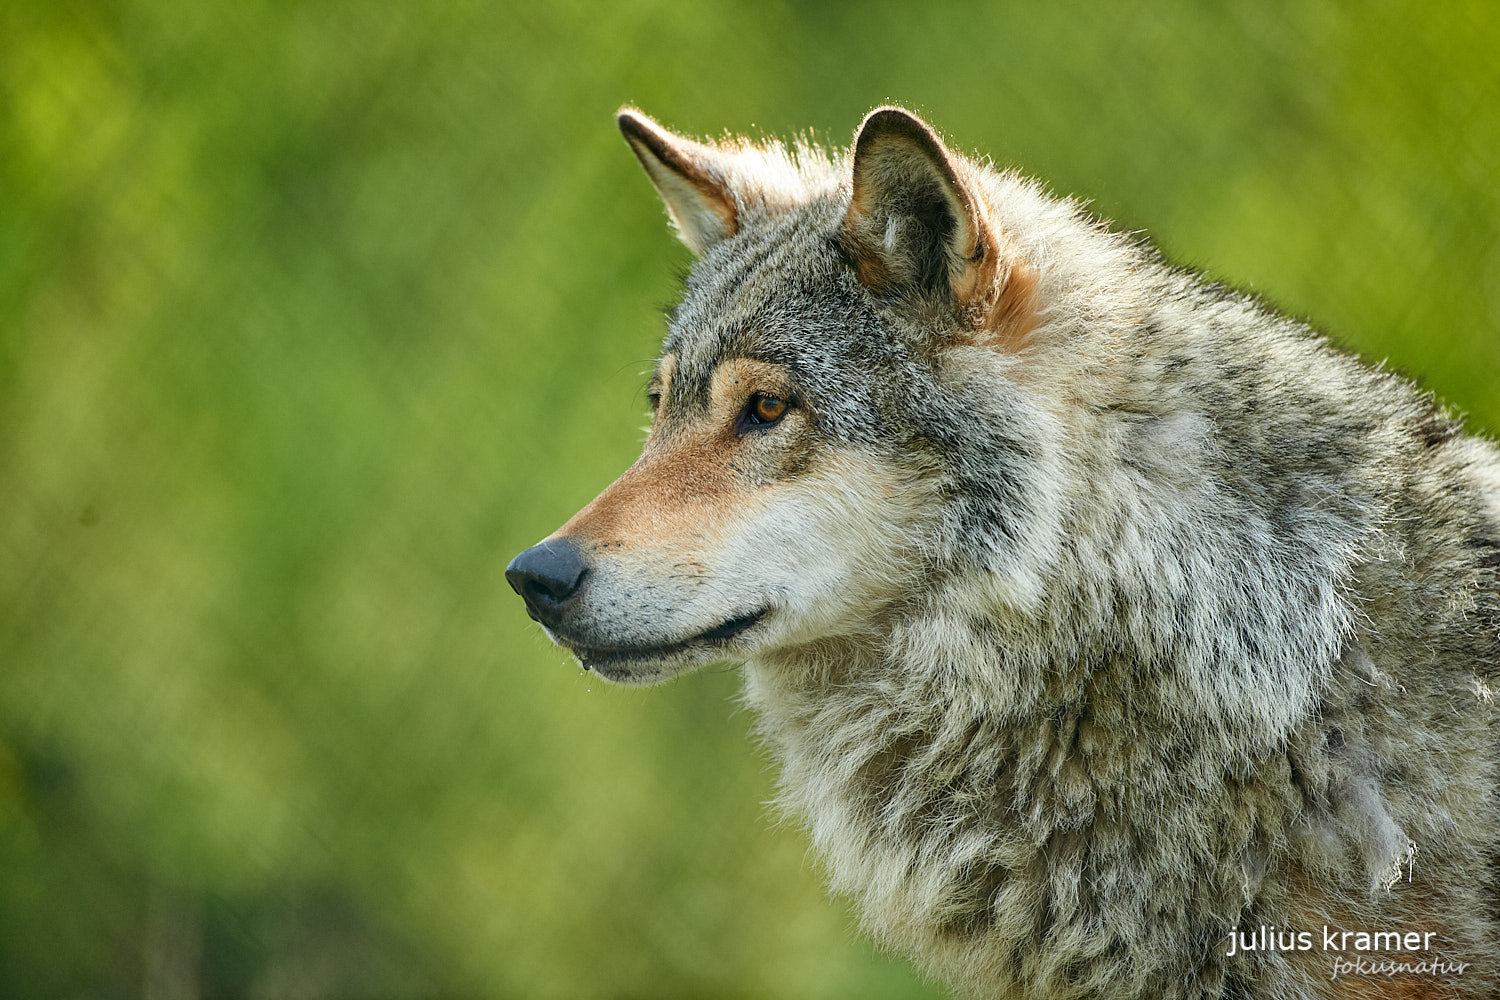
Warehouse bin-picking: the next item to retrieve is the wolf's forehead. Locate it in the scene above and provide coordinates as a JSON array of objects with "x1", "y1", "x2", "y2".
[{"x1": 662, "y1": 207, "x2": 879, "y2": 388}]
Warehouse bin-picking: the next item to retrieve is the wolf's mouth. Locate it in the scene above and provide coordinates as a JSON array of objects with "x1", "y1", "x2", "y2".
[{"x1": 560, "y1": 608, "x2": 769, "y2": 668}]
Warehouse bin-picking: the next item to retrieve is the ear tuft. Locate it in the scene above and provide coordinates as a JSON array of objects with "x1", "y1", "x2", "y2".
[{"x1": 617, "y1": 108, "x2": 737, "y2": 254}]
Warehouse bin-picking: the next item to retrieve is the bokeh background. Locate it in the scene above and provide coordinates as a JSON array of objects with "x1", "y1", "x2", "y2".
[{"x1": 3, "y1": 2, "x2": 1497, "y2": 997}]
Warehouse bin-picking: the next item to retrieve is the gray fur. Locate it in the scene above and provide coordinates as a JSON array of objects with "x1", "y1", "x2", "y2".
[{"x1": 517, "y1": 107, "x2": 1500, "y2": 999}]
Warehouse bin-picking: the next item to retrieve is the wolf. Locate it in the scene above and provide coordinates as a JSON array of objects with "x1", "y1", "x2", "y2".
[{"x1": 506, "y1": 106, "x2": 1500, "y2": 999}]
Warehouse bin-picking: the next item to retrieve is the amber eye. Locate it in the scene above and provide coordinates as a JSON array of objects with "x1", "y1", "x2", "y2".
[{"x1": 746, "y1": 394, "x2": 789, "y2": 427}]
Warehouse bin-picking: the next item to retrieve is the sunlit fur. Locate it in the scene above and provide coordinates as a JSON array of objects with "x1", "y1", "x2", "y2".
[{"x1": 528, "y1": 107, "x2": 1500, "y2": 999}]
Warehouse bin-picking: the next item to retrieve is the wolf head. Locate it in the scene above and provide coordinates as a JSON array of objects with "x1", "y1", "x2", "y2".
[{"x1": 507, "y1": 107, "x2": 1064, "y2": 684}]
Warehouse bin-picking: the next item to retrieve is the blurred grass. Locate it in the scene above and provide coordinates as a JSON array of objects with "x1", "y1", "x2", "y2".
[{"x1": 1, "y1": 1, "x2": 1496, "y2": 997}]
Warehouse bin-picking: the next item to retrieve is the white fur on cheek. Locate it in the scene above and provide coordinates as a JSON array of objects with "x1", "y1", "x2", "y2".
[{"x1": 717, "y1": 453, "x2": 939, "y2": 648}]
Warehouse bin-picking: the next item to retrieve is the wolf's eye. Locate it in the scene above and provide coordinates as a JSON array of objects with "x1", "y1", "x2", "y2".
[{"x1": 746, "y1": 394, "x2": 789, "y2": 427}]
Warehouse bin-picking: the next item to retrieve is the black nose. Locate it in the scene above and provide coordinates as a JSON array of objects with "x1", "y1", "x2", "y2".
[{"x1": 506, "y1": 538, "x2": 588, "y2": 625}]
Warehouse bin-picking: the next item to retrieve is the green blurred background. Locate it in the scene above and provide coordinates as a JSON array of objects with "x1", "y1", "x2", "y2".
[{"x1": 2, "y1": 1, "x2": 1496, "y2": 997}]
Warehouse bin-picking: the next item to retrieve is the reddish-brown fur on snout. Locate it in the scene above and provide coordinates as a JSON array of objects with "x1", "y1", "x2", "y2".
[
  {"x1": 552, "y1": 357, "x2": 791, "y2": 553},
  {"x1": 554, "y1": 428, "x2": 745, "y2": 550}
]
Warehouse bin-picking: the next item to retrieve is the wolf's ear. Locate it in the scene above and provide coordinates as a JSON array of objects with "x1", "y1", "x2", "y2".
[
  {"x1": 843, "y1": 108, "x2": 1028, "y2": 334},
  {"x1": 618, "y1": 109, "x2": 737, "y2": 254}
]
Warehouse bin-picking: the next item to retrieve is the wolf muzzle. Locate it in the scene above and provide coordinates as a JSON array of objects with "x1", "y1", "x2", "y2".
[{"x1": 506, "y1": 537, "x2": 588, "y2": 627}]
